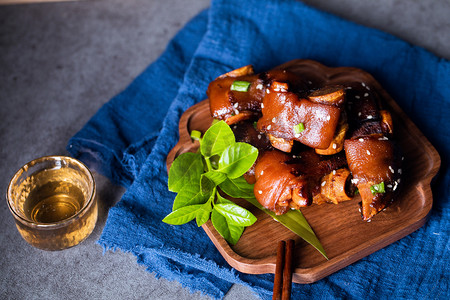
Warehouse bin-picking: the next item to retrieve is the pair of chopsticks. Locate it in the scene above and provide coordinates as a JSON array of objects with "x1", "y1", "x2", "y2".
[{"x1": 272, "y1": 239, "x2": 295, "y2": 300}]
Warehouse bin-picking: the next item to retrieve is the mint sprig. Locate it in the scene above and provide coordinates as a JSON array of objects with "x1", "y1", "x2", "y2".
[
  {"x1": 164, "y1": 121, "x2": 258, "y2": 244},
  {"x1": 164, "y1": 121, "x2": 327, "y2": 259}
]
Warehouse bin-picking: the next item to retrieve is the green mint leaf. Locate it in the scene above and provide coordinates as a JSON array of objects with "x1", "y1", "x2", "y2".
[
  {"x1": 203, "y1": 170, "x2": 227, "y2": 186},
  {"x1": 200, "y1": 174, "x2": 216, "y2": 195},
  {"x1": 168, "y1": 152, "x2": 204, "y2": 193},
  {"x1": 209, "y1": 155, "x2": 220, "y2": 170},
  {"x1": 162, "y1": 204, "x2": 203, "y2": 225},
  {"x1": 211, "y1": 209, "x2": 244, "y2": 245},
  {"x1": 172, "y1": 181, "x2": 210, "y2": 211},
  {"x1": 219, "y1": 177, "x2": 255, "y2": 199},
  {"x1": 196, "y1": 209, "x2": 211, "y2": 227},
  {"x1": 214, "y1": 203, "x2": 257, "y2": 227},
  {"x1": 217, "y1": 143, "x2": 258, "y2": 179},
  {"x1": 196, "y1": 202, "x2": 213, "y2": 227},
  {"x1": 166, "y1": 121, "x2": 261, "y2": 246},
  {"x1": 200, "y1": 121, "x2": 235, "y2": 157},
  {"x1": 216, "y1": 191, "x2": 235, "y2": 204}
]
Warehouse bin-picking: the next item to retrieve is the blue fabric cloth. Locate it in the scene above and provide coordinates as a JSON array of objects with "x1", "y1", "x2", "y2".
[{"x1": 68, "y1": 0, "x2": 450, "y2": 298}]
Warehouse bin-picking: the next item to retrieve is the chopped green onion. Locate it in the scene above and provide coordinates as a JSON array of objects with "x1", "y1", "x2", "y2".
[
  {"x1": 253, "y1": 121, "x2": 258, "y2": 129},
  {"x1": 293, "y1": 123, "x2": 305, "y2": 134},
  {"x1": 355, "y1": 188, "x2": 359, "y2": 195},
  {"x1": 190, "y1": 130, "x2": 202, "y2": 141},
  {"x1": 230, "y1": 80, "x2": 251, "y2": 92},
  {"x1": 370, "y1": 182, "x2": 385, "y2": 195}
]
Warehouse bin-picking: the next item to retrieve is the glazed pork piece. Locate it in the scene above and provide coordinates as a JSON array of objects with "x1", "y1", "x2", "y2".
[
  {"x1": 253, "y1": 149, "x2": 350, "y2": 215},
  {"x1": 253, "y1": 150, "x2": 307, "y2": 215},
  {"x1": 208, "y1": 65, "x2": 347, "y2": 153},
  {"x1": 257, "y1": 83, "x2": 345, "y2": 151},
  {"x1": 207, "y1": 66, "x2": 307, "y2": 126},
  {"x1": 344, "y1": 134, "x2": 401, "y2": 220},
  {"x1": 207, "y1": 65, "x2": 263, "y2": 124},
  {"x1": 345, "y1": 82, "x2": 394, "y2": 137},
  {"x1": 313, "y1": 168, "x2": 354, "y2": 205},
  {"x1": 343, "y1": 82, "x2": 401, "y2": 220},
  {"x1": 207, "y1": 63, "x2": 402, "y2": 221}
]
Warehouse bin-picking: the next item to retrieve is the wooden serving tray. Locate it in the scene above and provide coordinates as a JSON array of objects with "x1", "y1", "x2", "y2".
[{"x1": 166, "y1": 60, "x2": 441, "y2": 284}]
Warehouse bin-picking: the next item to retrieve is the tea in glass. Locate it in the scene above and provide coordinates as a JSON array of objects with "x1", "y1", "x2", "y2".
[{"x1": 7, "y1": 156, "x2": 97, "y2": 251}]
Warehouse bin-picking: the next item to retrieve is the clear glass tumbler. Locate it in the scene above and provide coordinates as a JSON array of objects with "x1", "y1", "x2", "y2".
[{"x1": 7, "y1": 156, "x2": 97, "y2": 250}]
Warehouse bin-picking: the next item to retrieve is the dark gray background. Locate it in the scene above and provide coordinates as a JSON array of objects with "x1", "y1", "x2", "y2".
[{"x1": 1, "y1": 0, "x2": 449, "y2": 299}]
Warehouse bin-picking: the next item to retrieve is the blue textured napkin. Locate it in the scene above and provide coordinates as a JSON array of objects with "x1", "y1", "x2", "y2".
[{"x1": 68, "y1": 0, "x2": 450, "y2": 298}]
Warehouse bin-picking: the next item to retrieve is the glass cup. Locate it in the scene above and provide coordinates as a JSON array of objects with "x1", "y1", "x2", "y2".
[{"x1": 6, "y1": 156, "x2": 97, "y2": 251}]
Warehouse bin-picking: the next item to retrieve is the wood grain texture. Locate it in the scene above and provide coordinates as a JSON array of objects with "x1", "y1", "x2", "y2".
[{"x1": 166, "y1": 60, "x2": 441, "y2": 284}]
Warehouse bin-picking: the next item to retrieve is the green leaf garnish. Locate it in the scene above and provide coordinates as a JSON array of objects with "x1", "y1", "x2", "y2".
[
  {"x1": 196, "y1": 208, "x2": 211, "y2": 227},
  {"x1": 172, "y1": 181, "x2": 210, "y2": 210},
  {"x1": 244, "y1": 196, "x2": 328, "y2": 259},
  {"x1": 370, "y1": 182, "x2": 385, "y2": 195},
  {"x1": 216, "y1": 191, "x2": 235, "y2": 204},
  {"x1": 162, "y1": 204, "x2": 204, "y2": 225},
  {"x1": 230, "y1": 80, "x2": 251, "y2": 92},
  {"x1": 214, "y1": 203, "x2": 257, "y2": 227},
  {"x1": 165, "y1": 121, "x2": 256, "y2": 244},
  {"x1": 196, "y1": 200, "x2": 213, "y2": 227},
  {"x1": 293, "y1": 122, "x2": 305, "y2": 134},
  {"x1": 168, "y1": 152, "x2": 204, "y2": 192},
  {"x1": 200, "y1": 174, "x2": 216, "y2": 195},
  {"x1": 165, "y1": 120, "x2": 326, "y2": 257},
  {"x1": 211, "y1": 209, "x2": 244, "y2": 245},
  {"x1": 219, "y1": 177, "x2": 255, "y2": 199},
  {"x1": 202, "y1": 171, "x2": 227, "y2": 186},
  {"x1": 217, "y1": 143, "x2": 258, "y2": 179},
  {"x1": 200, "y1": 121, "x2": 235, "y2": 157}
]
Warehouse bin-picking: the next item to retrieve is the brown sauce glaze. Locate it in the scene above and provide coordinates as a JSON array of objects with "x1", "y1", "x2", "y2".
[
  {"x1": 257, "y1": 85, "x2": 342, "y2": 149},
  {"x1": 207, "y1": 63, "x2": 403, "y2": 221},
  {"x1": 253, "y1": 149, "x2": 348, "y2": 214}
]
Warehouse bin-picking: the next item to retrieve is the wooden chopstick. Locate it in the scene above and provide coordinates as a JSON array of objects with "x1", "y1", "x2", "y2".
[
  {"x1": 272, "y1": 241, "x2": 285, "y2": 300},
  {"x1": 272, "y1": 239, "x2": 295, "y2": 300},
  {"x1": 282, "y1": 239, "x2": 294, "y2": 300}
]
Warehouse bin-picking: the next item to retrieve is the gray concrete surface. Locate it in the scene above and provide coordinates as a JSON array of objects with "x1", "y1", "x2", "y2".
[{"x1": 0, "y1": 0, "x2": 449, "y2": 299}]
